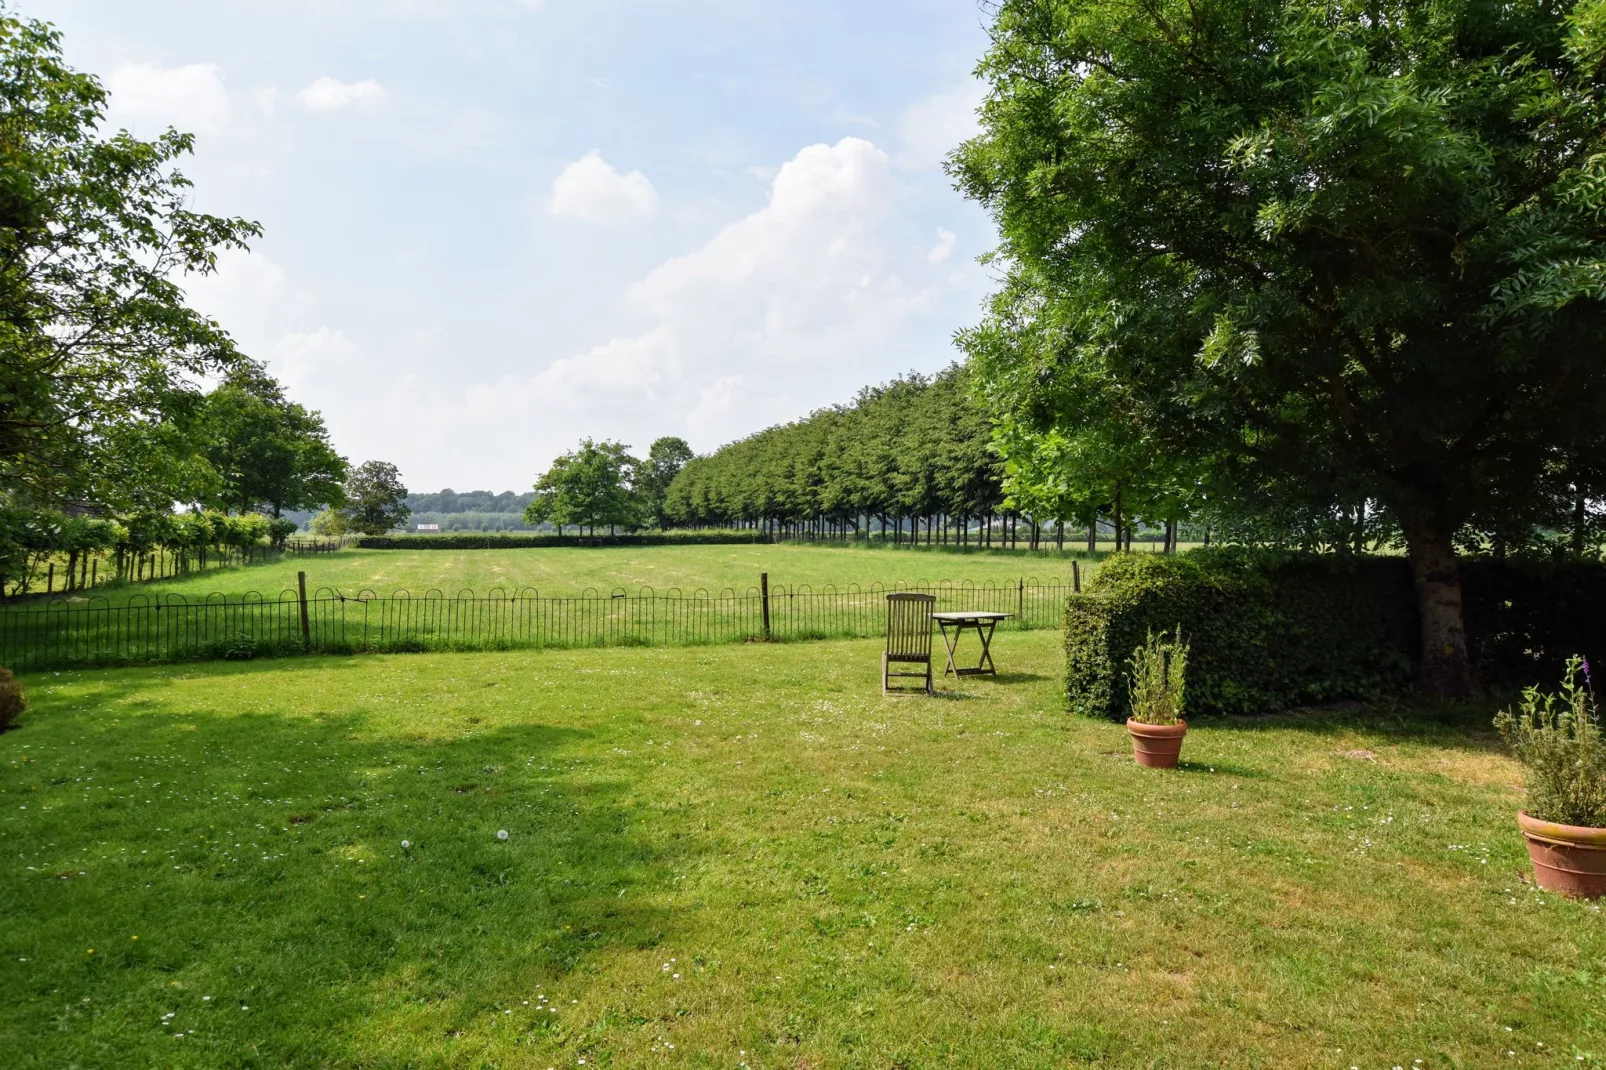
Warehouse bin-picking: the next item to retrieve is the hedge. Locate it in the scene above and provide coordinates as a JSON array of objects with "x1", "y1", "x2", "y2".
[
  {"x1": 354, "y1": 531, "x2": 772, "y2": 550},
  {"x1": 1065, "y1": 549, "x2": 1606, "y2": 720}
]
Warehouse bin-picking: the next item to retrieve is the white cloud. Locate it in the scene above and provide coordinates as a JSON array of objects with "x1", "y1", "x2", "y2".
[
  {"x1": 897, "y1": 80, "x2": 984, "y2": 170},
  {"x1": 106, "y1": 63, "x2": 230, "y2": 134},
  {"x1": 268, "y1": 328, "x2": 366, "y2": 391},
  {"x1": 298, "y1": 77, "x2": 389, "y2": 112},
  {"x1": 182, "y1": 248, "x2": 296, "y2": 343},
  {"x1": 402, "y1": 136, "x2": 952, "y2": 470},
  {"x1": 928, "y1": 228, "x2": 957, "y2": 263},
  {"x1": 549, "y1": 151, "x2": 659, "y2": 223}
]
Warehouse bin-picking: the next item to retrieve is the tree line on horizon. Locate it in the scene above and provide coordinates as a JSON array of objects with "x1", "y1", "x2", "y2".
[{"x1": 661, "y1": 364, "x2": 1015, "y2": 544}]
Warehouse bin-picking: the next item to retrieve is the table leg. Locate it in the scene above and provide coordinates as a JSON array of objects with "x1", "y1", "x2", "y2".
[
  {"x1": 976, "y1": 620, "x2": 997, "y2": 674},
  {"x1": 940, "y1": 620, "x2": 962, "y2": 678}
]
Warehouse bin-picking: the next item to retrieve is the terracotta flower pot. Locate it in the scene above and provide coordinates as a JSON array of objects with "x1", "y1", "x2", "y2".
[
  {"x1": 1126, "y1": 719, "x2": 1187, "y2": 769},
  {"x1": 1518, "y1": 812, "x2": 1606, "y2": 898}
]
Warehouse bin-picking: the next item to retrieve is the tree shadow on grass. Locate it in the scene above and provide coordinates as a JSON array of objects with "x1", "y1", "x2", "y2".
[
  {"x1": 1, "y1": 664, "x2": 698, "y2": 1066},
  {"x1": 1200, "y1": 697, "x2": 1509, "y2": 756}
]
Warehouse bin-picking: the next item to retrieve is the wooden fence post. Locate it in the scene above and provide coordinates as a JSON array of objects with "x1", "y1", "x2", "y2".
[
  {"x1": 760, "y1": 572, "x2": 771, "y2": 640},
  {"x1": 298, "y1": 571, "x2": 311, "y2": 648},
  {"x1": 1073, "y1": 560, "x2": 1081, "y2": 593}
]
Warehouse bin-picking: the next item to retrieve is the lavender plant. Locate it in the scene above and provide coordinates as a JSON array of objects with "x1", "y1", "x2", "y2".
[{"x1": 1494, "y1": 656, "x2": 1606, "y2": 828}]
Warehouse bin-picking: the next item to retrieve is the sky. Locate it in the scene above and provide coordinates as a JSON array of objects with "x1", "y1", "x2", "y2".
[{"x1": 36, "y1": 0, "x2": 998, "y2": 492}]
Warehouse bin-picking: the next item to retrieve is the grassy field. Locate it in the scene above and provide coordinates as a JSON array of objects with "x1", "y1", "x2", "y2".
[
  {"x1": 3, "y1": 629, "x2": 1601, "y2": 1067},
  {"x1": 50, "y1": 542, "x2": 1101, "y2": 607}
]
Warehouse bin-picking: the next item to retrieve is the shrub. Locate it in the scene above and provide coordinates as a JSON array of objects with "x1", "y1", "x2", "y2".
[
  {"x1": 1065, "y1": 549, "x2": 1604, "y2": 720},
  {"x1": 1128, "y1": 628, "x2": 1188, "y2": 725},
  {"x1": 0, "y1": 665, "x2": 26, "y2": 730},
  {"x1": 1495, "y1": 656, "x2": 1606, "y2": 828}
]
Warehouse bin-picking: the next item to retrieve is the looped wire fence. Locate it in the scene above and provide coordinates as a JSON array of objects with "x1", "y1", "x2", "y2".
[{"x1": 0, "y1": 580, "x2": 1075, "y2": 672}]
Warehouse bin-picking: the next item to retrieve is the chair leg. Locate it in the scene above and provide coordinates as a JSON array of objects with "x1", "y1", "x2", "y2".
[
  {"x1": 882, "y1": 652, "x2": 889, "y2": 695},
  {"x1": 925, "y1": 658, "x2": 933, "y2": 696}
]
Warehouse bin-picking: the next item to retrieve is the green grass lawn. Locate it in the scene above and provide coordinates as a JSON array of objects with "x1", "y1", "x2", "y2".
[
  {"x1": 3, "y1": 630, "x2": 1601, "y2": 1067},
  {"x1": 62, "y1": 542, "x2": 1101, "y2": 607}
]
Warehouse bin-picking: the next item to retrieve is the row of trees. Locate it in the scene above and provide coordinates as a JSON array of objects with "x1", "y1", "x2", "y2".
[
  {"x1": 0, "y1": 508, "x2": 296, "y2": 595},
  {"x1": 662, "y1": 365, "x2": 1008, "y2": 541}
]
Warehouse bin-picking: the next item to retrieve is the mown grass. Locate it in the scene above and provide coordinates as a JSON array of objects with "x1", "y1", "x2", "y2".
[
  {"x1": 4, "y1": 630, "x2": 1600, "y2": 1068},
  {"x1": 50, "y1": 542, "x2": 1102, "y2": 609}
]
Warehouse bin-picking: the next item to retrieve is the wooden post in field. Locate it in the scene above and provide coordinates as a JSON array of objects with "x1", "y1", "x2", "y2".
[
  {"x1": 297, "y1": 571, "x2": 311, "y2": 647},
  {"x1": 46, "y1": 563, "x2": 53, "y2": 593},
  {"x1": 760, "y1": 572, "x2": 771, "y2": 641},
  {"x1": 1073, "y1": 560, "x2": 1081, "y2": 593},
  {"x1": 91, "y1": 560, "x2": 96, "y2": 587}
]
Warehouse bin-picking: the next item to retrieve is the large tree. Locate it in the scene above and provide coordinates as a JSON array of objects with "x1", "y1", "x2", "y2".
[
  {"x1": 202, "y1": 362, "x2": 348, "y2": 517},
  {"x1": 339, "y1": 461, "x2": 409, "y2": 535},
  {"x1": 636, "y1": 436, "x2": 694, "y2": 529},
  {"x1": 524, "y1": 440, "x2": 640, "y2": 536},
  {"x1": 0, "y1": 7, "x2": 259, "y2": 509},
  {"x1": 954, "y1": 0, "x2": 1606, "y2": 695}
]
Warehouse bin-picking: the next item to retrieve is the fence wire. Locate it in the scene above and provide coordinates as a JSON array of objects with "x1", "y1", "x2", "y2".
[{"x1": 0, "y1": 581, "x2": 1075, "y2": 672}]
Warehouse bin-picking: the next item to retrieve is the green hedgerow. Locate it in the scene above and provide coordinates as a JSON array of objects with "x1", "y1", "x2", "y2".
[
  {"x1": 0, "y1": 664, "x2": 26, "y2": 730},
  {"x1": 1495, "y1": 655, "x2": 1606, "y2": 828}
]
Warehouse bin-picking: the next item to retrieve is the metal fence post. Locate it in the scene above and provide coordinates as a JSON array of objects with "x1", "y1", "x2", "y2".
[
  {"x1": 298, "y1": 571, "x2": 311, "y2": 648},
  {"x1": 760, "y1": 572, "x2": 771, "y2": 640},
  {"x1": 1018, "y1": 577, "x2": 1024, "y2": 620}
]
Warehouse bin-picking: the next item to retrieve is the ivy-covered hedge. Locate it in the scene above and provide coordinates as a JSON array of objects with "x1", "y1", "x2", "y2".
[
  {"x1": 1065, "y1": 550, "x2": 1606, "y2": 719},
  {"x1": 354, "y1": 530, "x2": 771, "y2": 550}
]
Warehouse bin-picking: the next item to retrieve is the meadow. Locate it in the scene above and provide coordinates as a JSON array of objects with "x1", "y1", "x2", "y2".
[
  {"x1": 4, "y1": 628, "x2": 1601, "y2": 1068},
  {"x1": 52, "y1": 542, "x2": 1101, "y2": 608}
]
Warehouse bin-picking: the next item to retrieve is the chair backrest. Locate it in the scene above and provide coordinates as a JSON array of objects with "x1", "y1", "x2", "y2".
[{"x1": 885, "y1": 592, "x2": 936, "y2": 659}]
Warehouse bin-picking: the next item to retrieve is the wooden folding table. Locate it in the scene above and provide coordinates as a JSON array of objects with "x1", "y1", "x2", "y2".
[{"x1": 930, "y1": 611, "x2": 1011, "y2": 678}]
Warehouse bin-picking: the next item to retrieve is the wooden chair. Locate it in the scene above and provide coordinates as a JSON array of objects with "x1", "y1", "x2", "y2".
[{"x1": 883, "y1": 592, "x2": 936, "y2": 696}]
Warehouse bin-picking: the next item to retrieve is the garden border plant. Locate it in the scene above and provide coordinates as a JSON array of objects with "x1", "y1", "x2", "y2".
[
  {"x1": 1495, "y1": 656, "x2": 1606, "y2": 898},
  {"x1": 1124, "y1": 627, "x2": 1189, "y2": 768}
]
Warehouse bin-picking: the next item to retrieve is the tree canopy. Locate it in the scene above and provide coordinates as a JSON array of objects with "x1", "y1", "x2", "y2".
[
  {"x1": 524, "y1": 440, "x2": 640, "y2": 535},
  {"x1": 339, "y1": 461, "x2": 410, "y2": 535},
  {"x1": 664, "y1": 364, "x2": 1005, "y2": 537},
  {"x1": 953, "y1": 0, "x2": 1606, "y2": 694},
  {"x1": 201, "y1": 362, "x2": 348, "y2": 518},
  {"x1": 0, "y1": 7, "x2": 260, "y2": 511},
  {"x1": 636, "y1": 436, "x2": 695, "y2": 530}
]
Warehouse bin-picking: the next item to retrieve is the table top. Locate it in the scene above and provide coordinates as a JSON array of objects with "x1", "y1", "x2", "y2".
[{"x1": 930, "y1": 611, "x2": 1012, "y2": 622}]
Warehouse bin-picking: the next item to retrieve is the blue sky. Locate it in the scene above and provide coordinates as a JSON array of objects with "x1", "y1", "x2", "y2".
[{"x1": 38, "y1": 0, "x2": 996, "y2": 491}]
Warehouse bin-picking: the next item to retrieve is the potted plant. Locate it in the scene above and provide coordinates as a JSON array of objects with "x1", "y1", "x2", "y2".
[
  {"x1": 1495, "y1": 655, "x2": 1606, "y2": 898},
  {"x1": 1126, "y1": 628, "x2": 1189, "y2": 769}
]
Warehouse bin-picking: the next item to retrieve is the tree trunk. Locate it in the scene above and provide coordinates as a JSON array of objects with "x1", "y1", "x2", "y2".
[
  {"x1": 1573, "y1": 494, "x2": 1587, "y2": 556},
  {"x1": 1087, "y1": 520, "x2": 1097, "y2": 554},
  {"x1": 1401, "y1": 518, "x2": 1478, "y2": 698}
]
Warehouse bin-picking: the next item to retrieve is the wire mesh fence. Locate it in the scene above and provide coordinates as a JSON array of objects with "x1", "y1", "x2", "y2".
[{"x1": 0, "y1": 579, "x2": 1077, "y2": 672}]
